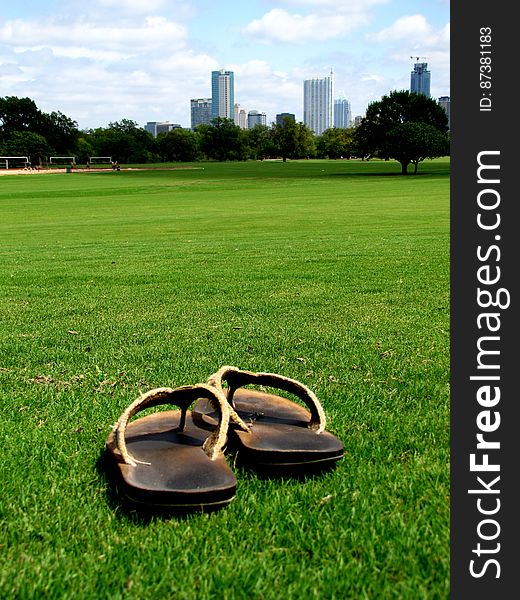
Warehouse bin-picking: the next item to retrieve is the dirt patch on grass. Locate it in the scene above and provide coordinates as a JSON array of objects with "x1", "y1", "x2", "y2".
[
  {"x1": 0, "y1": 168, "x2": 66, "y2": 176},
  {"x1": 0, "y1": 166, "x2": 204, "y2": 176}
]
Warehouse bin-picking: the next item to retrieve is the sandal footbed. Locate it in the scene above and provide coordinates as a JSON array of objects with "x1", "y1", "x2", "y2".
[
  {"x1": 106, "y1": 410, "x2": 236, "y2": 508},
  {"x1": 193, "y1": 389, "x2": 344, "y2": 467}
]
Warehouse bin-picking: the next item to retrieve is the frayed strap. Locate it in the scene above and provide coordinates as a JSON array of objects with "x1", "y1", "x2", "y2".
[
  {"x1": 207, "y1": 366, "x2": 326, "y2": 433},
  {"x1": 112, "y1": 383, "x2": 230, "y2": 467}
]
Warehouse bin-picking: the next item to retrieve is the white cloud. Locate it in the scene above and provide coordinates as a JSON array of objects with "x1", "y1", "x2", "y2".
[
  {"x1": 0, "y1": 16, "x2": 187, "y2": 56},
  {"x1": 0, "y1": 12, "x2": 206, "y2": 127},
  {"x1": 240, "y1": 0, "x2": 393, "y2": 44},
  {"x1": 369, "y1": 14, "x2": 450, "y2": 48},
  {"x1": 242, "y1": 8, "x2": 369, "y2": 43},
  {"x1": 223, "y1": 60, "x2": 304, "y2": 121},
  {"x1": 94, "y1": 0, "x2": 168, "y2": 12},
  {"x1": 365, "y1": 14, "x2": 450, "y2": 93}
]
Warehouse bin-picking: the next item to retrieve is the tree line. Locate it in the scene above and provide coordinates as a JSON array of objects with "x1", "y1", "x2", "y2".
[{"x1": 0, "y1": 91, "x2": 449, "y2": 174}]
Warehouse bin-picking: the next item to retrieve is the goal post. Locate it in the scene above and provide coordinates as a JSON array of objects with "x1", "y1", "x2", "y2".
[
  {"x1": 88, "y1": 156, "x2": 112, "y2": 165},
  {"x1": 0, "y1": 156, "x2": 30, "y2": 169},
  {"x1": 49, "y1": 156, "x2": 76, "y2": 165}
]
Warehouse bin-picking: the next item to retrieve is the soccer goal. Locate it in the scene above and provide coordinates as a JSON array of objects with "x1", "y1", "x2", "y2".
[
  {"x1": 0, "y1": 156, "x2": 30, "y2": 169},
  {"x1": 88, "y1": 156, "x2": 112, "y2": 165},
  {"x1": 49, "y1": 156, "x2": 76, "y2": 165}
]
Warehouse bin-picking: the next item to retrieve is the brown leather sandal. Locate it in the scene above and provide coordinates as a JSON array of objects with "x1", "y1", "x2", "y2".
[
  {"x1": 106, "y1": 383, "x2": 236, "y2": 511},
  {"x1": 193, "y1": 366, "x2": 344, "y2": 474}
]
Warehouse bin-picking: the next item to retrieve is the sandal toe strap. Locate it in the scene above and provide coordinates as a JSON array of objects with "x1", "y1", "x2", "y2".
[
  {"x1": 208, "y1": 366, "x2": 326, "y2": 433},
  {"x1": 112, "y1": 383, "x2": 230, "y2": 467}
]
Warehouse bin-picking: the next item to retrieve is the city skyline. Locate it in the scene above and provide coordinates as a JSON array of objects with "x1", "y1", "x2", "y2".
[
  {"x1": 144, "y1": 62, "x2": 450, "y2": 134},
  {"x1": 0, "y1": 1, "x2": 450, "y2": 130},
  {"x1": 186, "y1": 63, "x2": 447, "y2": 134}
]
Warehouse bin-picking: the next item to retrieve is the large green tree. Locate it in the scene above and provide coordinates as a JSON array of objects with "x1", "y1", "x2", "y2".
[
  {"x1": 386, "y1": 122, "x2": 449, "y2": 174},
  {"x1": 88, "y1": 119, "x2": 155, "y2": 163},
  {"x1": 0, "y1": 97, "x2": 44, "y2": 138},
  {"x1": 316, "y1": 127, "x2": 355, "y2": 159},
  {"x1": 1, "y1": 131, "x2": 52, "y2": 165},
  {"x1": 198, "y1": 118, "x2": 247, "y2": 162},
  {"x1": 270, "y1": 117, "x2": 315, "y2": 162},
  {"x1": 245, "y1": 124, "x2": 275, "y2": 160},
  {"x1": 0, "y1": 96, "x2": 79, "y2": 157},
  {"x1": 354, "y1": 90, "x2": 449, "y2": 174},
  {"x1": 41, "y1": 111, "x2": 80, "y2": 155},
  {"x1": 157, "y1": 128, "x2": 199, "y2": 162}
]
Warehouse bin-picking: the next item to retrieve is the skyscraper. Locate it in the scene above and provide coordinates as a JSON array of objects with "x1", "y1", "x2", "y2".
[
  {"x1": 234, "y1": 104, "x2": 247, "y2": 129},
  {"x1": 334, "y1": 96, "x2": 352, "y2": 128},
  {"x1": 144, "y1": 122, "x2": 180, "y2": 137},
  {"x1": 211, "y1": 70, "x2": 234, "y2": 120},
  {"x1": 276, "y1": 113, "x2": 295, "y2": 126},
  {"x1": 247, "y1": 110, "x2": 267, "y2": 129},
  {"x1": 303, "y1": 71, "x2": 334, "y2": 135},
  {"x1": 410, "y1": 62, "x2": 431, "y2": 97},
  {"x1": 438, "y1": 96, "x2": 451, "y2": 130},
  {"x1": 190, "y1": 98, "x2": 212, "y2": 130}
]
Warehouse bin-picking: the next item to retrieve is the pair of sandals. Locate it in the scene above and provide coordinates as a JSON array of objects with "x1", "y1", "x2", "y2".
[{"x1": 106, "y1": 366, "x2": 344, "y2": 512}]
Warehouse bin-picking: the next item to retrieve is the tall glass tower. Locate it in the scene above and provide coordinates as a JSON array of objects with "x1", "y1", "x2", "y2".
[
  {"x1": 211, "y1": 70, "x2": 234, "y2": 120},
  {"x1": 334, "y1": 96, "x2": 352, "y2": 128},
  {"x1": 438, "y1": 96, "x2": 450, "y2": 129},
  {"x1": 410, "y1": 63, "x2": 431, "y2": 97},
  {"x1": 303, "y1": 71, "x2": 334, "y2": 135},
  {"x1": 191, "y1": 98, "x2": 212, "y2": 130}
]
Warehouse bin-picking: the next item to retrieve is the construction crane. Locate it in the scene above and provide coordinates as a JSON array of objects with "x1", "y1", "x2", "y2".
[{"x1": 410, "y1": 56, "x2": 428, "y2": 62}]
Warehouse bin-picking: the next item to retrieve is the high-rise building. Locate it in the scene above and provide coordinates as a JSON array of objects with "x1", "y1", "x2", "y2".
[
  {"x1": 247, "y1": 110, "x2": 267, "y2": 129},
  {"x1": 191, "y1": 98, "x2": 212, "y2": 130},
  {"x1": 303, "y1": 71, "x2": 334, "y2": 135},
  {"x1": 234, "y1": 104, "x2": 247, "y2": 129},
  {"x1": 333, "y1": 96, "x2": 351, "y2": 128},
  {"x1": 144, "y1": 121, "x2": 181, "y2": 137},
  {"x1": 211, "y1": 70, "x2": 234, "y2": 120},
  {"x1": 410, "y1": 62, "x2": 431, "y2": 97},
  {"x1": 438, "y1": 96, "x2": 451, "y2": 130},
  {"x1": 276, "y1": 113, "x2": 295, "y2": 126}
]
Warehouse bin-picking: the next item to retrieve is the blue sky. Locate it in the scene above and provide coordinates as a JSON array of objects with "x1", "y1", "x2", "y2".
[{"x1": 0, "y1": 0, "x2": 450, "y2": 130}]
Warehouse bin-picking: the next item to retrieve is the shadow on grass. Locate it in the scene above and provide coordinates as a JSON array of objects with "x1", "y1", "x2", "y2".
[{"x1": 327, "y1": 170, "x2": 448, "y2": 178}]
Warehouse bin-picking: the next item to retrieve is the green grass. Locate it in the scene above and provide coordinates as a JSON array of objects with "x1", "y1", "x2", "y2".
[{"x1": 0, "y1": 158, "x2": 450, "y2": 598}]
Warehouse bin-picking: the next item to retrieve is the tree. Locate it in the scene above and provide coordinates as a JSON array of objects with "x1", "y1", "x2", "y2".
[
  {"x1": 42, "y1": 111, "x2": 80, "y2": 155},
  {"x1": 0, "y1": 97, "x2": 44, "y2": 140},
  {"x1": 74, "y1": 135, "x2": 95, "y2": 164},
  {"x1": 316, "y1": 127, "x2": 355, "y2": 159},
  {"x1": 354, "y1": 90, "x2": 449, "y2": 173},
  {"x1": 0, "y1": 97, "x2": 80, "y2": 158},
  {"x1": 89, "y1": 120, "x2": 155, "y2": 163},
  {"x1": 294, "y1": 122, "x2": 316, "y2": 159},
  {"x1": 245, "y1": 124, "x2": 275, "y2": 160},
  {"x1": 2, "y1": 131, "x2": 52, "y2": 165},
  {"x1": 157, "y1": 128, "x2": 199, "y2": 162},
  {"x1": 270, "y1": 117, "x2": 315, "y2": 162},
  {"x1": 385, "y1": 122, "x2": 450, "y2": 174},
  {"x1": 198, "y1": 118, "x2": 247, "y2": 161}
]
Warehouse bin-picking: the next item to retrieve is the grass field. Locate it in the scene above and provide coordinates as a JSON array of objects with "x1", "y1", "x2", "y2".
[{"x1": 0, "y1": 159, "x2": 450, "y2": 598}]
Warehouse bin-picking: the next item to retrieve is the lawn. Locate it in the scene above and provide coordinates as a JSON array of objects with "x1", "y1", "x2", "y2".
[{"x1": 0, "y1": 158, "x2": 450, "y2": 598}]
